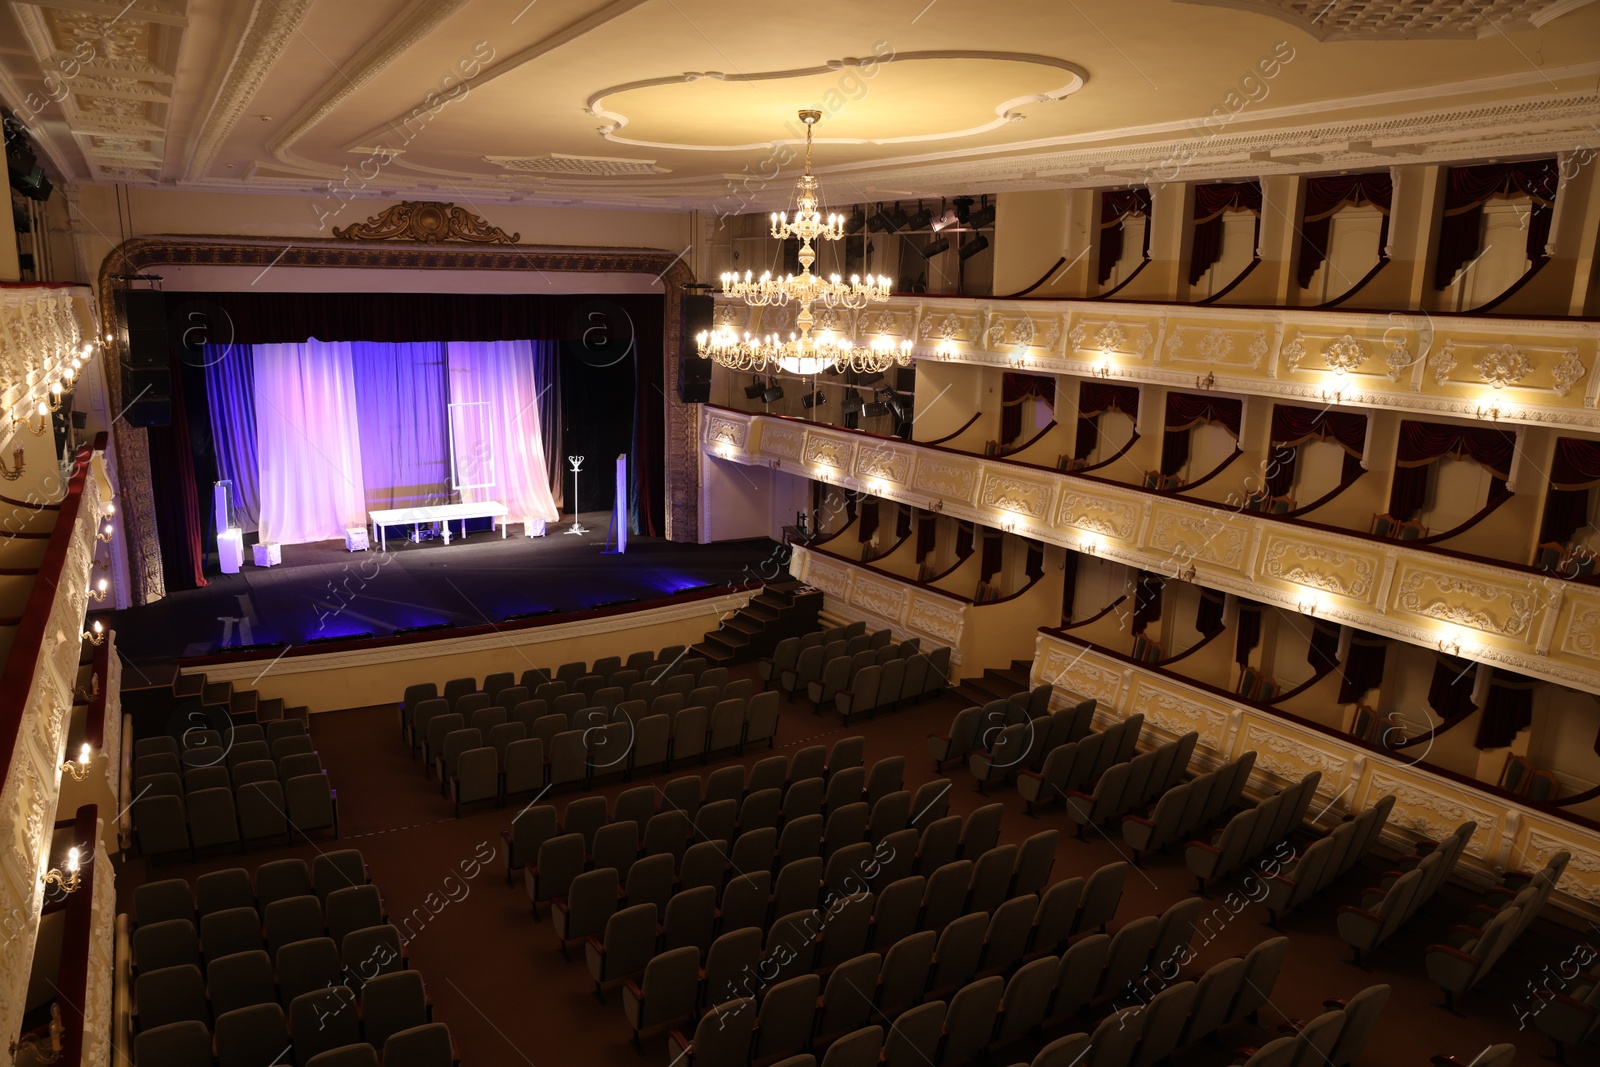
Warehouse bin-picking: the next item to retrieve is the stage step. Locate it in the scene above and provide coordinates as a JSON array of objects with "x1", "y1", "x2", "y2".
[
  {"x1": 692, "y1": 641, "x2": 736, "y2": 664},
  {"x1": 202, "y1": 680, "x2": 233, "y2": 708},
  {"x1": 691, "y1": 580, "x2": 823, "y2": 666},
  {"x1": 173, "y1": 673, "x2": 204, "y2": 700},
  {"x1": 286, "y1": 705, "x2": 310, "y2": 723},
  {"x1": 230, "y1": 689, "x2": 259, "y2": 717},
  {"x1": 257, "y1": 697, "x2": 285, "y2": 722},
  {"x1": 953, "y1": 663, "x2": 1029, "y2": 706}
]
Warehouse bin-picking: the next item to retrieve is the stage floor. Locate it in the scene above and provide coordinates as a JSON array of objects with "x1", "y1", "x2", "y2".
[{"x1": 109, "y1": 513, "x2": 782, "y2": 663}]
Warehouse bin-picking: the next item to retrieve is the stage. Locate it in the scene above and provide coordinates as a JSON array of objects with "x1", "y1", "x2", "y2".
[{"x1": 107, "y1": 514, "x2": 783, "y2": 664}]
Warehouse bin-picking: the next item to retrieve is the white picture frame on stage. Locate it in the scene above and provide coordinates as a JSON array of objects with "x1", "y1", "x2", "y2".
[{"x1": 447, "y1": 400, "x2": 496, "y2": 491}]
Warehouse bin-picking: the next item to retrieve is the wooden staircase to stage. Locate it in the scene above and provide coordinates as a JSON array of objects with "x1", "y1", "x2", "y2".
[
  {"x1": 123, "y1": 661, "x2": 308, "y2": 742},
  {"x1": 952, "y1": 658, "x2": 1032, "y2": 706},
  {"x1": 693, "y1": 579, "x2": 823, "y2": 665}
]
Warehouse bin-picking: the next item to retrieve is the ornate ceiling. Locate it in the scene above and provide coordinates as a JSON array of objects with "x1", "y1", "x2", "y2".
[{"x1": 1, "y1": 0, "x2": 1597, "y2": 210}]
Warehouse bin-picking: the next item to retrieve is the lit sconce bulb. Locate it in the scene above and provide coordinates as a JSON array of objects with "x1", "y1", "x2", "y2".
[
  {"x1": 62, "y1": 367, "x2": 74, "y2": 381},
  {"x1": 67, "y1": 848, "x2": 79, "y2": 873},
  {"x1": 79, "y1": 743, "x2": 90, "y2": 764},
  {"x1": 37, "y1": 401, "x2": 48, "y2": 417},
  {"x1": 105, "y1": 503, "x2": 115, "y2": 516},
  {"x1": 50, "y1": 381, "x2": 61, "y2": 395}
]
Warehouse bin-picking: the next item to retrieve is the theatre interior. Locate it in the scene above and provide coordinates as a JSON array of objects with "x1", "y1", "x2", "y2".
[{"x1": 5, "y1": 1, "x2": 1600, "y2": 1065}]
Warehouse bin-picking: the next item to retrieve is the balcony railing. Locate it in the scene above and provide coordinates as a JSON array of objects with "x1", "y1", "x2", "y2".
[
  {"x1": 1031, "y1": 627, "x2": 1600, "y2": 919},
  {"x1": 0, "y1": 437, "x2": 106, "y2": 1051},
  {"x1": 0, "y1": 284, "x2": 97, "y2": 457},
  {"x1": 714, "y1": 294, "x2": 1600, "y2": 432},
  {"x1": 704, "y1": 407, "x2": 1600, "y2": 695}
]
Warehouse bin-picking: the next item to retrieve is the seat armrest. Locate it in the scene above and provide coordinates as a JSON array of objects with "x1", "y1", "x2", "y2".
[
  {"x1": 623, "y1": 977, "x2": 645, "y2": 999},
  {"x1": 1424, "y1": 944, "x2": 1480, "y2": 965},
  {"x1": 1186, "y1": 841, "x2": 1221, "y2": 856},
  {"x1": 1123, "y1": 815, "x2": 1154, "y2": 828},
  {"x1": 1336, "y1": 905, "x2": 1382, "y2": 923},
  {"x1": 585, "y1": 936, "x2": 605, "y2": 954}
]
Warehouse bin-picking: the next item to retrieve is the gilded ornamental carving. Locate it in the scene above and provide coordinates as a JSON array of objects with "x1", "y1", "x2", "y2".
[{"x1": 332, "y1": 200, "x2": 520, "y2": 244}]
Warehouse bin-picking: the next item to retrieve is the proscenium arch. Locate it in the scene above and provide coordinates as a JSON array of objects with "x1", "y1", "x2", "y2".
[{"x1": 96, "y1": 235, "x2": 699, "y2": 605}]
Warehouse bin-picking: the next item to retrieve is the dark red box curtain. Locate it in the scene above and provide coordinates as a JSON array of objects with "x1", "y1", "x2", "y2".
[
  {"x1": 1132, "y1": 571, "x2": 1164, "y2": 634},
  {"x1": 1161, "y1": 393, "x2": 1241, "y2": 476},
  {"x1": 915, "y1": 510, "x2": 937, "y2": 561},
  {"x1": 1541, "y1": 437, "x2": 1600, "y2": 544},
  {"x1": 1098, "y1": 187, "x2": 1152, "y2": 285},
  {"x1": 1000, "y1": 372, "x2": 1055, "y2": 444},
  {"x1": 1337, "y1": 634, "x2": 1387, "y2": 704},
  {"x1": 1075, "y1": 382, "x2": 1139, "y2": 461},
  {"x1": 1190, "y1": 181, "x2": 1261, "y2": 285},
  {"x1": 979, "y1": 530, "x2": 1004, "y2": 582},
  {"x1": 1267, "y1": 403, "x2": 1368, "y2": 498},
  {"x1": 1387, "y1": 419, "x2": 1515, "y2": 521},
  {"x1": 1434, "y1": 158, "x2": 1559, "y2": 290},
  {"x1": 1297, "y1": 172, "x2": 1391, "y2": 289},
  {"x1": 1234, "y1": 600, "x2": 1262, "y2": 665}
]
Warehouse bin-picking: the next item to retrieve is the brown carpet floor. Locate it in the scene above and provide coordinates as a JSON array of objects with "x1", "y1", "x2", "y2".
[{"x1": 117, "y1": 663, "x2": 1567, "y2": 1066}]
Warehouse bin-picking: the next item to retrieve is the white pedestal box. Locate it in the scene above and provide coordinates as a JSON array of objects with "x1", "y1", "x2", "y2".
[
  {"x1": 253, "y1": 542, "x2": 282, "y2": 567},
  {"x1": 217, "y1": 528, "x2": 243, "y2": 574},
  {"x1": 344, "y1": 527, "x2": 370, "y2": 552}
]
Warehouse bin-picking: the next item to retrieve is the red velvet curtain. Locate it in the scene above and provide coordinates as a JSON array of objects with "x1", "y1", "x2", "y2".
[
  {"x1": 1307, "y1": 620, "x2": 1341, "y2": 672},
  {"x1": 1234, "y1": 600, "x2": 1262, "y2": 665},
  {"x1": 1061, "y1": 549, "x2": 1079, "y2": 624},
  {"x1": 955, "y1": 521, "x2": 974, "y2": 559},
  {"x1": 1434, "y1": 159, "x2": 1559, "y2": 290},
  {"x1": 1388, "y1": 421, "x2": 1516, "y2": 520},
  {"x1": 1268, "y1": 404, "x2": 1368, "y2": 496},
  {"x1": 1024, "y1": 540, "x2": 1045, "y2": 582},
  {"x1": 1475, "y1": 670, "x2": 1537, "y2": 749},
  {"x1": 1337, "y1": 635, "x2": 1388, "y2": 704},
  {"x1": 147, "y1": 342, "x2": 210, "y2": 591},
  {"x1": 1132, "y1": 571, "x2": 1164, "y2": 634},
  {"x1": 1298, "y1": 173, "x2": 1392, "y2": 289},
  {"x1": 1075, "y1": 382, "x2": 1140, "y2": 460},
  {"x1": 1099, "y1": 187, "x2": 1152, "y2": 284},
  {"x1": 1190, "y1": 182, "x2": 1262, "y2": 285},
  {"x1": 915, "y1": 510, "x2": 938, "y2": 562},
  {"x1": 1195, "y1": 588, "x2": 1225, "y2": 636},
  {"x1": 895, "y1": 503, "x2": 912, "y2": 540},
  {"x1": 1001, "y1": 373, "x2": 1056, "y2": 444},
  {"x1": 1553, "y1": 438, "x2": 1600, "y2": 489},
  {"x1": 1541, "y1": 490, "x2": 1592, "y2": 546},
  {"x1": 980, "y1": 530, "x2": 1004, "y2": 582},
  {"x1": 1162, "y1": 393, "x2": 1242, "y2": 476},
  {"x1": 858, "y1": 497, "x2": 879, "y2": 544},
  {"x1": 1426, "y1": 653, "x2": 1478, "y2": 726}
]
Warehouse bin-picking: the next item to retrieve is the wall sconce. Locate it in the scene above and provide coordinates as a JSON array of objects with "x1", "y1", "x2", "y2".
[
  {"x1": 86, "y1": 578, "x2": 108, "y2": 603},
  {"x1": 16, "y1": 402, "x2": 48, "y2": 438},
  {"x1": 45, "y1": 382, "x2": 64, "y2": 412},
  {"x1": 1437, "y1": 631, "x2": 1469, "y2": 657},
  {"x1": 1297, "y1": 597, "x2": 1318, "y2": 615},
  {"x1": 1080, "y1": 536, "x2": 1100, "y2": 556},
  {"x1": 1475, "y1": 400, "x2": 1502, "y2": 421},
  {"x1": 82, "y1": 621, "x2": 105, "y2": 646},
  {"x1": 927, "y1": 500, "x2": 944, "y2": 513},
  {"x1": 1001, "y1": 519, "x2": 1018, "y2": 534},
  {"x1": 0, "y1": 447, "x2": 23, "y2": 482},
  {"x1": 96, "y1": 520, "x2": 114, "y2": 543},
  {"x1": 1173, "y1": 564, "x2": 1196, "y2": 582},
  {"x1": 41, "y1": 847, "x2": 81, "y2": 894},
  {"x1": 1195, "y1": 372, "x2": 1215, "y2": 390},
  {"x1": 61, "y1": 743, "x2": 92, "y2": 782},
  {"x1": 1091, "y1": 358, "x2": 1113, "y2": 379},
  {"x1": 8, "y1": 1003, "x2": 63, "y2": 1063},
  {"x1": 1320, "y1": 386, "x2": 1345, "y2": 404}
]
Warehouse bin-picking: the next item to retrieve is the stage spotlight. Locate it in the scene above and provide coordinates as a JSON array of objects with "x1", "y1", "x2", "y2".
[
  {"x1": 889, "y1": 205, "x2": 913, "y2": 231},
  {"x1": 307, "y1": 632, "x2": 375, "y2": 645},
  {"x1": 842, "y1": 209, "x2": 866, "y2": 236},
  {"x1": 867, "y1": 207, "x2": 895, "y2": 234},
  {"x1": 840, "y1": 390, "x2": 864, "y2": 414},
  {"x1": 959, "y1": 234, "x2": 990, "y2": 260},
  {"x1": 394, "y1": 622, "x2": 451, "y2": 636},
  {"x1": 744, "y1": 378, "x2": 767, "y2": 399},
  {"x1": 592, "y1": 596, "x2": 640, "y2": 609},
  {"x1": 930, "y1": 208, "x2": 959, "y2": 233},
  {"x1": 953, "y1": 196, "x2": 974, "y2": 225},
  {"x1": 801, "y1": 390, "x2": 827, "y2": 409},
  {"x1": 885, "y1": 395, "x2": 911, "y2": 422},
  {"x1": 912, "y1": 235, "x2": 950, "y2": 259},
  {"x1": 503, "y1": 607, "x2": 561, "y2": 621},
  {"x1": 762, "y1": 381, "x2": 785, "y2": 404},
  {"x1": 857, "y1": 371, "x2": 885, "y2": 387},
  {"x1": 905, "y1": 206, "x2": 933, "y2": 231},
  {"x1": 968, "y1": 198, "x2": 997, "y2": 229},
  {"x1": 862, "y1": 401, "x2": 890, "y2": 418}
]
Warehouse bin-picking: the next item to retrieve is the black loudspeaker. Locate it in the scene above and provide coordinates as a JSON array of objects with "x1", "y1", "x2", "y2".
[
  {"x1": 116, "y1": 289, "x2": 169, "y2": 369},
  {"x1": 121, "y1": 367, "x2": 171, "y2": 427},
  {"x1": 678, "y1": 294, "x2": 714, "y2": 404}
]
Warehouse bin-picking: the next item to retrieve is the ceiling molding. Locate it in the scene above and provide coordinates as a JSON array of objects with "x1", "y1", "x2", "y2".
[
  {"x1": 1176, "y1": 0, "x2": 1599, "y2": 41},
  {"x1": 182, "y1": 0, "x2": 313, "y2": 182},
  {"x1": 266, "y1": 0, "x2": 470, "y2": 177},
  {"x1": 587, "y1": 51, "x2": 1087, "y2": 152}
]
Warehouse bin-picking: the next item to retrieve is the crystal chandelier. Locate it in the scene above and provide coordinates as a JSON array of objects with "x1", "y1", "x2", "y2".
[{"x1": 698, "y1": 110, "x2": 905, "y2": 375}]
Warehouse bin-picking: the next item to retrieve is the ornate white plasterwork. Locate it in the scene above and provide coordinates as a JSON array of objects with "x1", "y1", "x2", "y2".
[
  {"x1": 1242, "y1": 723, "x2": 1344, "y2": 782},
  {"x1": 1431, "y1": 340, "x2": 1459, "y2": 385},
  {"x1": 1560, "y1": 602, "x2": 1600, "y2": 662},
  {"x1": 849, "y1": 576, "x2": 908, "y2": 623},
  {"x1": 908, "y1": 597, "x2": 964, "y2": 644},
  {"x1": 1149, "y1": 513, "x2": 1249, "y2": 569},
  {"x1": 803, "y1": 435, "x2": 851, "y2": 470},
  {"x1": 856, "y1": 446, "x2": 910, "y2": 484},
  {"x1": 1260, "y1": 538, "x2": 1377, "y2": 599},
  {"x1": 186, "y1": 0, "x2": 315, "y2": 180},
  {"x1": 760, "y1": 423, "x2": 803, "y2": 459},
  {"x1": 1323, "y1": 334, "x2": 1368, "y2": 375},
  {"x1": 979, "y1": 473, "x2": 1051, "y2": 519},
  {"x1": 1131, "y1": 684, "x2": 1229, "y2": 748},
  {"x1": 1475, "y1": 343, "x2": 1533, "y2": 389},
  {"x1": 1552, "y1": 349, "x2": 1587, "y2": 398},
  {"x1": 705, "y1": 416, "x2": 747, "y2": 450},
  {"x1": 1056, "y1": 492, "x2": 1140, "y2": 540},
  {"x1": 1393, "y1": 568, "x2": 1543, "y2": 638},
  {"x1": 913, "y1": 456, "x2": 977, "y2": 500},
  {"x1": 1037, "y1": 647, "x2": 1122, "y2": 706},
  {"x1": 1176, "y1": 0, "x2": 1599, "y2": 41}
]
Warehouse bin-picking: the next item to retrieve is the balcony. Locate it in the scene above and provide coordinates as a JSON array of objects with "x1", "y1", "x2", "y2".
[
  {"x1": 0, "y1": 285, "x2": 98, "y2": 458},
  {"x1": 702, "y1": 406, "x2": 1600, "y2": 694}
]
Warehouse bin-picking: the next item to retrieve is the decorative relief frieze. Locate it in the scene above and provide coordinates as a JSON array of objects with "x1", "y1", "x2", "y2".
[
  {"x1": 1475, "y1": 343, "x2": 1532, "y2": 389},
  {"x1": 1148, "y1": 512, "x2": 1249, "y2": 569},
  {"x1": 1323, "y1": 334, "x2": 1368, "y2": 375},
  {"x1": 760, "y1": 423, "x2": 804, "y2": 460},
  {"x1": 1130, "y1": 682, "x2": 1229, "y2": 748},
  {"x1": 1055, "y1": 492, "x2": 1140, "y2": 541},
  {"x1": 979, "y1": 472, "x2": 1051, "y2": 519},
  {"x1": 850, "y1": 577, "x2": 908, "y2": 622},
  {"x1": 912, "y1": 455, "x2": 978, "y2": 500},
  {"x1": 1393, "y1": 567, "x2": 1543, "y2": 638},
  {"x1": 908, "y1": 597, "x2": 963, "y2": 644},
  {"x1": 855, "y1": 445, "x2": 910, "y2": 485},
  {"x1": 802, "y1": 434, "x2": 851, "y2": 470},
  {"x1": 1559, "y1": 600, "x2": 1600, "y2": 662},
  {"x1": 1553, "y1": 349, "x2": 1587, "y2": 398},
  {"x1": 1260, "y1": 537, "x2": 1378, "y2": 600},
  {"x1": 705, "y1": 416, "x2": 748, "y2": 450},
  {"x1": 1242, "y1": 723, "x2": 1346, "y2": 783}
]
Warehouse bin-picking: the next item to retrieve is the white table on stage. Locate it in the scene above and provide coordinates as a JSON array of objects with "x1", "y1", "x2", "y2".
[{"x1": 369, "y1": 501, "x2": 510, "y2": 550}]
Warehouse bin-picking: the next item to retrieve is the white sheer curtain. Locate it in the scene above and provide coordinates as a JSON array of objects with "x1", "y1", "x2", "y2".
[
  {"x1": 446, "y1": 340, "x2": 560, "y2": 535},
  {"x1": 254, "y1": 340, "x2": 369, "y2": 546}
]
